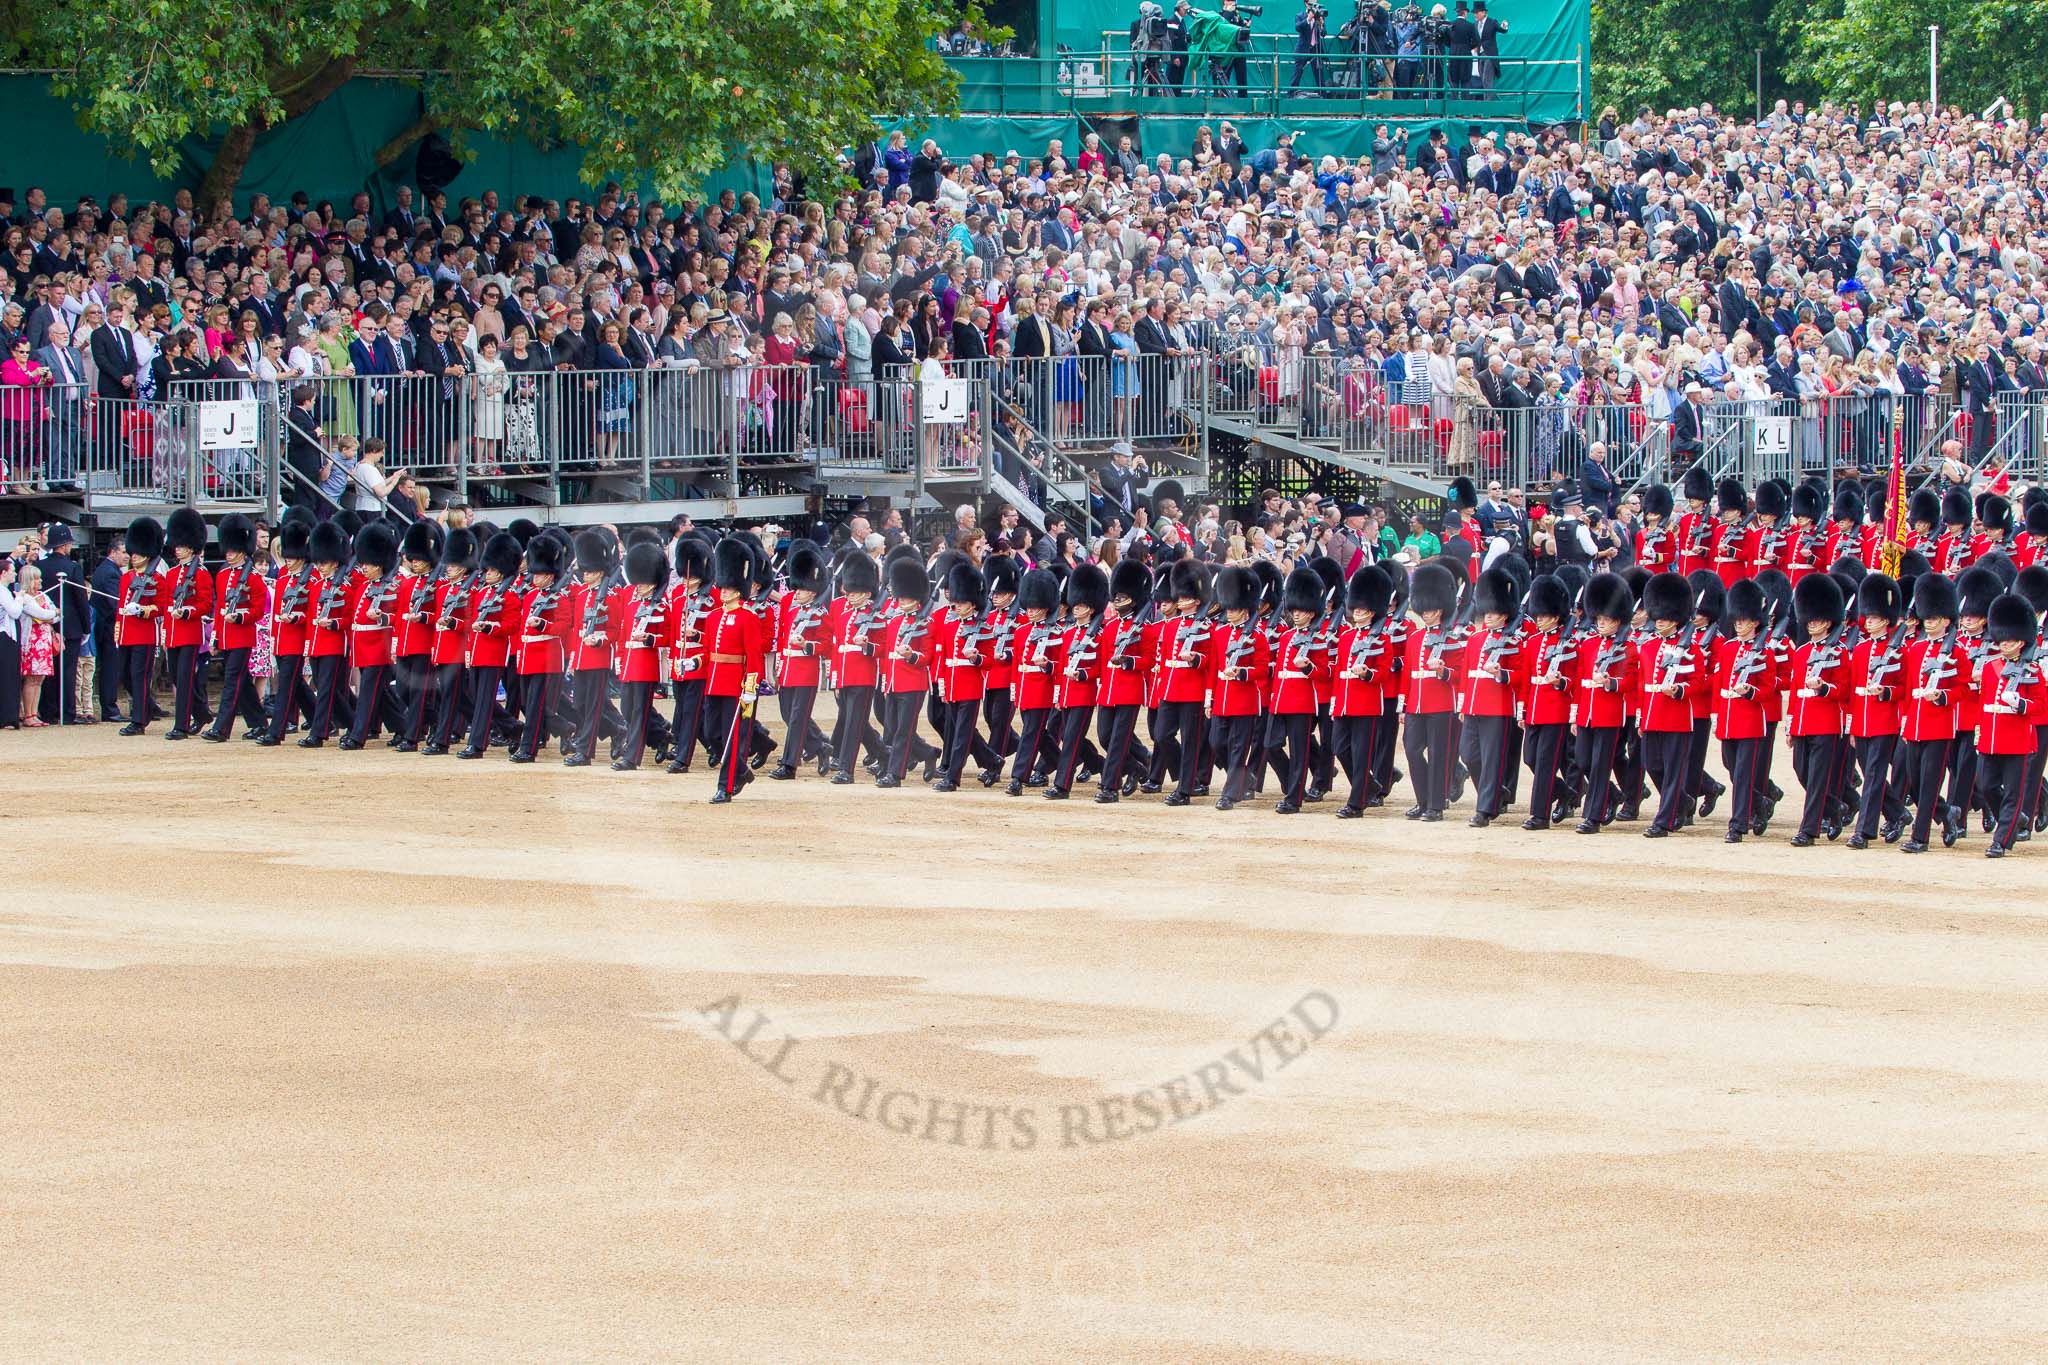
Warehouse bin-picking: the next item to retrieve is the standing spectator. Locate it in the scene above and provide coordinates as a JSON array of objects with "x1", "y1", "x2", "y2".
[
  {"x1": 13, "y1": 560, "x2": 58, "y2": 726},
  {"x1": 34, "y1": 522, "x2": 88, "y2": 723},
  {"x1": 89, "y1": 534, "x2": 126, "y2": 722}
]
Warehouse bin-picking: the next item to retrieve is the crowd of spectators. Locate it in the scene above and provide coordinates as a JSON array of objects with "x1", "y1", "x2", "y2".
[{"x1": 0, "y1": 93, "x2": 2042, "y2": 529}]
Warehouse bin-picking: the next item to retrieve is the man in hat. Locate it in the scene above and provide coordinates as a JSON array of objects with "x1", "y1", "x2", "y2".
[
  {"x1": 1786, "y1": 574, "x2": 1850, "y2": 846},
  {"x1": 1844, "y1": 574, "x2": 1909, "y2": 848},
  {"x1": 826, "y1": 551, "x2": 884, "y2": 785},
  {"x1": 422, "y1": 529, "x2": 478, "y2": 756},
  {"x1": 610, "y1": 541, "x2": 672, "y2": 771},
  {"x1": 509, "y1": 536, "x2": 575, "y2": 764},
  {"x1": 767, "y1": 544, "x2": 831, "y2": 780},
  {"x1": 1977, "y1": 593, "x2": 2046, "y2": 857},
  {"x1": 111, "y1": 517, "x2": 166, "y2": 735},
  {"x1": 665, "y1": 538, "x2": 714, "y2": 774},
  {"x1": 1045, "y1": 565, "x2": 1110, "y2": 801},
  {"x1": 1710, "y1": 579, "x2": 1779, "y2": 843},
  {"x1": 1570, "y1": 573, "x2": 1637, "y2": 833},
  {"x1": 202, "y1": 514, "x2": 269, "y2": 742},
  {"x1": 158, "y1": 507, "x2": 214, "y2": 740},
  {"x1": 1205, "y1": 565, "x2": 1269, "y2": 811},
  {"x1": 300, "y1": 520, "x2": 357, "y2": 747},
  {"x1": 457, "y1": 532, "x2": 525, "y2": 758},
  {"x1": 340, "y1": 521, "x2": 403, "y2": 750},
  {"x1": 1458, "y1": 566, "x2": 1522, "y2": 826},
  {"x1": 388, "y1": 521, "x2": 443, "y2": 751},
  {"x1": 1635, "y1": 573, "x2": 1701, "y2": 837},
  {"x1": 1675, "y1": 464, "x2": 1716, "y2": 579},
  {"x1": 1897, "y1": 573, "x2": 1964, "y2": 852},
  {"x1": 1401, "y1": 561, "x2": 1465, "y2": 821},
  {"x1": 1516, "y1": 573, "x2": 1574, "y2": 829}
]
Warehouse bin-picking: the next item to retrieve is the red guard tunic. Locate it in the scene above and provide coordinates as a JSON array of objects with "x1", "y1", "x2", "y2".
[
  {"x1": 1676, "y1": 508, "x2": 1713, "y2": 579},
  {"x1": 699, "y1": 604, "x2": 767, "y2": 696},
  {"x1": 1636, "y1": 632, "x2": 1701, "y2": 733},
  {"x1": 1270, "y1": 623, "x2": 1329, "y2": 715},
  {"x1": 1635, "y1": 523, "x2": 1677, "y2": 574},
  {"x1": 1052, "y1": 621, "x2": 1104, "y2": 709},
  {"x1": 1978, "y1": 657, "x2": 2047, "y2": 754},
  {"x1": 825, "y1": 598, "x2": 881, "y2": 690},
  {"x1": 1148, "y1": 614, "x2": 1210, "y2": 708},
  {"x1": 1899, "y1": 635, "x2": 1964, "y2": 742},
  {"x1": 115, "y1": 564, "x2": 164, "y2": 648},
  {"x1": 1098, "y1": 613, "x2": 1151, "y2": 709},
  {"x1": 1712, "y1": 519, "x2": 1750, "y2": 589},
  {"x1": 464, "y1": 581, "x2": 521, "y2": 669},
  {"x1": 270, "y1": 565, "x2": 315, "y2": 659},
  {"x1": 159, "y1": 560, "x2": 213, "y2": 649},
  {"x1": 1206, "y1": 620, "x2": 1269, "y2": 718},
  {"x1": 515, "y1": 583, "x2": 574, "y2": 675},
  {"x1": 391, "y1": 572, "x2": 436, "y2": 659},
  {"x1": 212, "y1": 562, "x2": 268, "y2": 652},
  {"x1": 1011, "y1": 618, "x2": 1060, "y2": 710},
  {"x1": 668, "y1": 585, "x2": 713, "y2": 682},
  {"x1": 1574, "y1": 632, "x2": 1635, "y2": 728},
  {"x1": 930, "y1": 612, "x2": 989, "y2": 705},
  {"x1": 981, "y1": 604, "x2": 1017, "y2": 694},
  {"x1": 1710, "y1": 635, "x2": 1776, "y2": 740},
  {"x1": 1845, "y1": 633, "x2": 1905, "y2": 738},
  {"x1": 775, "y1": 591, "x2": 828, "y2": 690},
  {"x1": 348, "y1": 576, "x2": 396, "y2": 668},
  {"x1": 878, "y1": 608, "x2": 932, "y2": 695},
  {"x1": 1787, "y1": 637, "x2": 1848, "y2": 737},
  {"x1": 614, "y1": 590, "x2": 669, "y2": 683},
  {"x1": 1334, "y1": 623, "x2": 1398, "y2": 718},
  {"x1": 566, "y1": 583, "x2": 617, "y2": 673},
  {"x1": 1459, "y1": 626, "x2": 1520, "y2": 718},
  {"x1": 1518, "y1": 626, "x2": 1575, "y2": 727},
  {"x1": 305, "y1": 570, "x2": 352, "y2": 660},
  {"x1": 429, "y1": 574, "x2": 473, "y2": 666},
  {"x1": 1402, "y1": 622, "x2": 1465, "y2": 715}
]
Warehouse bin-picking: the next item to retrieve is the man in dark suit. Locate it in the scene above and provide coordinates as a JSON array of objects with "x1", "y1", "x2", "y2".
[
  {"x1": 1960, "y1": 341, "x2": 1997, "y2": 461},
  {"x1": 1472, "y1": 0, "x2": 1505, "y2": 90},
  {"x1": 1077, "y1": 299, "x2": 1115, "y2": 438},
  {"x1": 950, "y1": 307, "x2": 990, "y2": 363},
  {"x1": 1290, "y1": 1, "x2": 1328, "y2": 90},
  {"x1": 1446, "y1": 1, "x2": 1479, "y2": 93},
  {"x1": 383, "y1": 185, "x2": 419, "y2": 240},
  {"x1": 1670, "y1": 382, "x2": 1709, "y2": 469},
  {"x1": 1097, "y1": 441, "x2": 1150, "y2": 521},
  {"x1": 88, "y1": 303, "x2": 139, "y2": 400},
  {"x1": 35, "y1": 523, "x2": 90, "y2": 722},
  {"x1": 1580, "y1": 442, "x2": 1619, "y2": 518},
  {"x1": 34, "y1": 320, "x2": 87, "y2": 488},
  {"x1": 282, "y1": 385, "x2": 328, "y2": 515},
  {"x1": 90, "y1": 537, "x2": 127, "y2": 722}
]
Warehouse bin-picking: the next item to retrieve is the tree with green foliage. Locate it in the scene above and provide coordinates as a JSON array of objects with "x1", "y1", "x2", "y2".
[{"x1": 25, "y1": 0, "x2": 967, "y2": 206}]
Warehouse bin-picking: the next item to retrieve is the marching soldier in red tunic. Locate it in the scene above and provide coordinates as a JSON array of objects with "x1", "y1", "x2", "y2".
[
  {"x1": 510, "y1": 535, "x2": 575, "y2": 763},
  {"x1": 1786, "y1": 573, "x2": 1849, "y2": 846},
  {"x1": 1512, "y1": 573, "x2": 1571, "y2": 829},
  {"x1": 561, "y1": 530, "x2": 620, "y2": 768},
  {"x1": 1786, "y1": 481, "x2": 1828, "y2": 585},
  {"x1": 1636, "y1": 483, "x2": 1677, "y2": 573},
  {"x1": 1844, "y1": 574, "x2": 1909, "y2": 847},
  {"x1": 1265, "y1": 568, "x2": 1331, "y2": 815},
  {"x1": 1675, "y1": 465, "x2": 1715, "y2": 580},
  {"x1": 340, "y1": 521, "x2": 402, "y2": 750},
  {"x1": 767, "y1": 543, "x2": 830, "y2": 780},
  {"x1": 389, "y1": 520, "x2": 443, "y2": 751},
  {"x1": 422, "y1": 528, "x2": 478, "y2": 756},
  {"x1": 1094, "y1": 561, "x2": 1155, "y2": 804},
  {"x1": 611, "y1": 541, "x2": 671, "y2": 771},
  {"x1": 700, "y1": 538, "x2": 770, "y2": 803},
  {"x1": 157, "y1": 508, "x2": 213, "y2": 740},
  {"x1": 928, "y1": 560, "x2": 999, "y2": 793},
  {"x1": 1147, "y1": 560, "x2": 1210, "y2": 805},
  {"x1": 1205, "y1": 565, "x2": 1269, "y2": 812},
  {"x1": 1712, "y1": 579, "x2": 1778, "y2": 843},
  {"x1": 113, "y1": 515, "x2": 165, "y2": 735},
  {"x1": 1947, "y1": 565, "x2": 2001, "y2": 838},
  {"x1": 874, "y1": 554, "x2": 933, "y2": 789},
  {"x1": 1898, "y1": 573, "x2": 1963, "y2": 851},
  {"x1": 1332, "y1": 565, "x2": 1398, "y2": 818},
  {"x1": 1934, "y1": 488, "x2": 1976, "y2": 575},
  {"x1": 1005, "y1": 568, "x2": 1063, "y2": 797},
  {"x1": 1820, "y1": 485, "x2": 1862, "y2": 573},
  {"x1": 2015, "y1": 499, "x2": 2048, "y2": 571},
  {"x1": 1978, "y1": 592, "x2": 2046, "y2": 857},
  {"x1": 300, "y1": 520, "x2": 355, "y2": 748},
  {"x1": 665, "y1": 538, "x2": 714, "y2": 774},
  {"x1": 979, "y1": 556, "x2": 1021, "y2": 769},
  {"x1": 1457, "y1": 566, "x2": 1522, "y2": 827},
  {"x1": 1401, "y1": 561, "x2": 1466, "y2": 821},
  {"x1": 825, "y1": 551, "x2": 882, "y2": 784},
  {"x1": 458, "y1": 531, "x2": 524, "y2": 759},
  {"x1": 1635, "y1": 572, "x2": 1700, "y2": 838},
  {"x1": 1045, "y1": 564, "x2": 1109, "y2": 800},
  {"x1": 259, "y1": 519, "x2": 315, "y2": 746},
  {"x1": 1571, "y1": 573, "x2": 1636, "y2": 833},
  {"x1": 203, "y1": 513, "x2": 268, "y2": 742}
]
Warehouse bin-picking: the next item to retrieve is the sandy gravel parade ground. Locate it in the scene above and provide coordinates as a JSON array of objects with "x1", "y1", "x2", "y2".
[{"x1": 3, "y1": 723, "x2": 2046, "y2": 1362}]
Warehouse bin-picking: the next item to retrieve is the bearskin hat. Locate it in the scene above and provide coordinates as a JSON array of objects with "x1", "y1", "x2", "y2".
[
  {"x1": 1688, "y1": 569, "x2": 1725, "y2": 622},
  {"x1": 353, "y1": 521, "x2": 400, "y2": 576},
  {"x1": 674, "y1": 537, "x2": 711, "y2": 584},
  {"x1": 1448, "y1": 475, "x2": 1478, "y2": 510},
  {"x1": 1497, "y1": 552, "x2": 1532, "y2": 600},
  {"x1": 1309, "y1": 555, "x2": 1344, "y2": 606},
  {"x1": 1953, "y1": 564, "x2": 1999, "y2": 618},
  {"x1": 1910, "y1": 571, "x2": 1958, "y2": 622},
  {"x1": 624, "y1": 541, "x2": 669, "y2": 590},
  {"x1": 309, "y1": 520, "x2": 349, "y2": 566},
  {"x1": 948, "y1": 560, "x2": 988, "y2": 611},
  {"x1": 1726, "y1": 577, "x2": 1768, "y2": 624},
  {"x1": 1282, "y1": 567, "x2": 1326, "y2": 617},
  {"x1": 1717, "y1": 477, "x2": 1749, "y2": 516},
  {"x1": 1986, "y1": 592, "x2": 2039, "y2": 645},
  {"x1": 1016, "y1": 567, "x2": 1060, "y2": 614},
  {"x1": 480, "y1": 531, "x2": 523, "y2": 579},
  {"x1": 2028, "y1": 502, "x2": 2048, "y2": 540},
  {"x1": 787, "y1": 544, "x2": 828, "y2": 595},
  {"x1": 506, "y1": 518, "x2": 540, "y2": 547},
  {"x1": 1641, "y1": 571, "x2": 1690, "y2": 623},
  {"x1": 1755, "y1": 479, "x2": 1789, "y2": 519},
  {"x1": 1584, "y1": 571, "x2": 1633, "y2": 623},
  {"x1": 440, "y1": 527, "x2": 478, "y2": 572},
  {"x1": 1347, "y1": 564, "x2": 1393, "y2": 617},
  {"x1": 1150, "y1": 478, "x2": 1185, "y2": 508},
  {"x1": 1641, "y1": 482, "x2": 1674, "y2": 521},
  {"x1": 1791, "y1": 480, "x2": 1826, "y2": 523},
  {"x1": 1214, "y1": 565, "x2": 1260, "y2": 614},
  {"x1": 1834, "y1": 556, "x2": 1868, "y2": 585},
  {"x1": 1793, "y1": 571, "x2": 1845, "y2": 629},
  {"x1": 217, "y1": 513, "x2": 256, "y2": 557},
  {"x1": 1682, "y1": 463, "x2": 1713, "y2": 504},
  {"x1": 1110, "y1": 560, "x2": 1151, "y2": 608},
  {"x1": 277, "y1": 520, "x2": 311, "y2": 561},
  {"x1": 165, "y1": 506, "x2": 207, "y2": 554},
  {"x1": 2014, "y1": 565, "x2": 2048, "y2": 616},
  {"x1": 1895, "y1": 549, "x2": 1931, "y2": 584},
  {"x1": 524, "y1": 533, "x2": 566, "y2": 579},
  {"x1": 1621, "y1": 564, "x2": 1650, "y2": 606},
  {"x1": 571, "y1": 529, "x2": 615, "y2": 578},
  {"x1": 401, "y1": 520, "x2": 443, "y2": 567},
  {"x1": 1473, "y1": 566, "x2": 1520, "y2": 619},
  {"x1": 1382, "y1": 556, "x2": 1410, "y2": 609},
  {"x1": 1981, "y1": 494, "x2": 2014, "y2": 536},
  {"x1": 1065, "y1": 563, "x2": 1110, "y2": 615},
  {"x1": 1756, "y1": 568, "x2": 1792, "y2": 624},
  {"x1": 1857, "y1": 573, "x2": 1902, "y2": 622},
  {"x1": 1941, "y1": 486, "x2": 1972, "y2": 527},
  {"x1": 1251, "y1": 559, "x2": 1285, "y2": 612},
  {"x1": 1408, "y1": 561, "x2": 1460, "y2": 617},
  {"x1": 1978, "y1": 550, "x2": 2018, "y2": 589},
  {"x1": 985, "y1": 555, "x2": 1021, "y2": 599},
  {"x1": 1524, "y1": 573, "x2": 1570, "y2": 621},
  {"x1": 1908, "y1": 487, "x2": 1941, "y2": 528},
  {"x1": 1169, "y1": 559, "x2": 1208, "y2": 604},
  {"x1": 1831, "y1": 484, "x2": 1864, "y2": 526},
  {"x1": 124, "y1": 515, "x2": 164, "y2": 560},
  {"x1": 887, "y1": 554, "x2": 930, "y2": 605},
  {"x1": 1552, "y1": 562, "x2": 1587, "y2": 605}
]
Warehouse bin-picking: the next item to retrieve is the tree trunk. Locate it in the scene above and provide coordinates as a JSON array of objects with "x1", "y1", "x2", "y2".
[
  {"x1": 190, "y1": 56, "x2": 359, "y2": 208},
  {"x1": 196, "y1": 123, "x2": 261, "y2": 213},
  {"x1": 375, "y1": 114, "x2": 442, "y2": 169}
]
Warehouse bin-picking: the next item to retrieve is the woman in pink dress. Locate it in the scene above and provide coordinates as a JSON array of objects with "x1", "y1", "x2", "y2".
[{"x1": 14, "y1": 561, "x2": 59, "y2": 726}]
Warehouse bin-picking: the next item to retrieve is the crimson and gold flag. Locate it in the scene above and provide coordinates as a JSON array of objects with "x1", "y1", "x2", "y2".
[{"x1": 1881, "y1": 450, "x2": 1909, "y2": 578}]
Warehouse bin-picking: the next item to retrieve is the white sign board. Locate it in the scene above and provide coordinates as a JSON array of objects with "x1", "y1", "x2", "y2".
[
  {"x1": 921, "y1": 378, "x2": 972, "y2": 427},
  {"x1": 198, "y1": 400, "x2": 262, "y2": 450},
  {"x1": 1755, "y1": 415, "x2": 1793, "y2": 458}
]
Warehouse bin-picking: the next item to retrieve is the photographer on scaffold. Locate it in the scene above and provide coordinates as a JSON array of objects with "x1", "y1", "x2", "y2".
[
  {"x1": 1291, "y1": 0, "x2": 1328, "y2": 92},
  {"x1": 1129, "y1": 1, "x2": 1169, "y2": 94}
]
